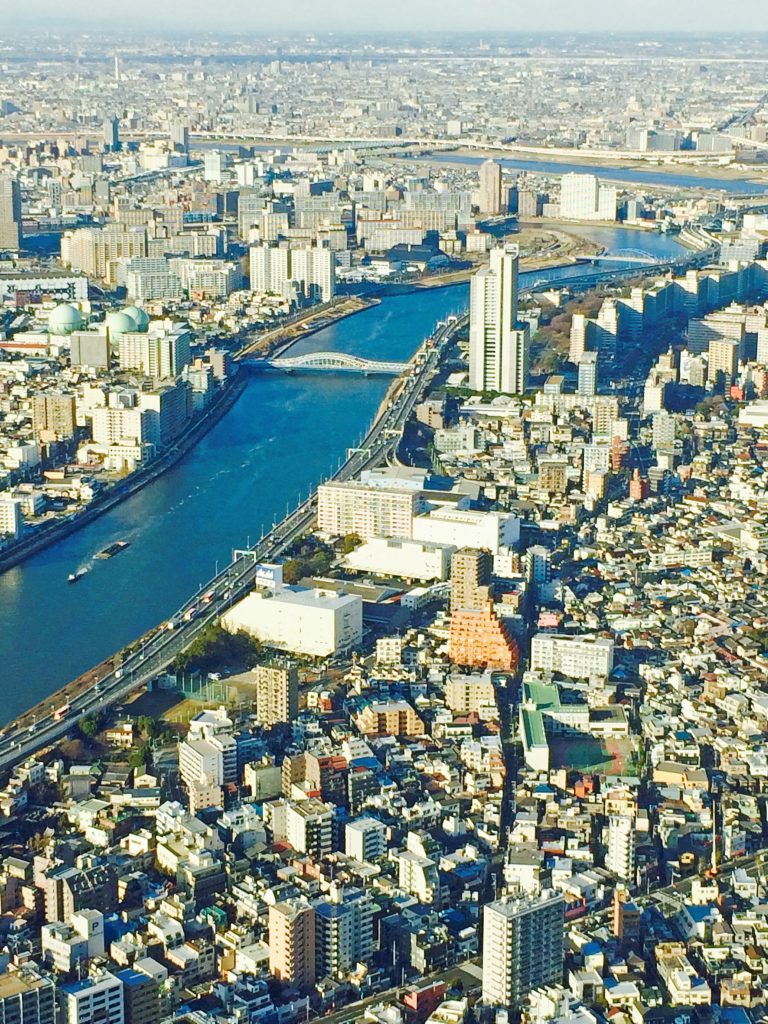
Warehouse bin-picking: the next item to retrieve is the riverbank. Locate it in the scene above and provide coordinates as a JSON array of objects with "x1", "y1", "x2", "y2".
[
  {"x1": 0, "y1": 373, "x2": 249, "y2": 577},
  {"x1": 422, "y1": 145, "x2": 768, "y2": 186},
  {"x1": 237, "y1": 295, "x2": 379, "y2": 360}
]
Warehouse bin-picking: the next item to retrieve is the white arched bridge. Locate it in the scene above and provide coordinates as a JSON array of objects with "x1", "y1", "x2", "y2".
[
  {"x1": 259, "y1": 351, "x2": 410, "y2": 375},
  {"x1": 588, "y1": 248, "x2": 661, "y2": 265}
]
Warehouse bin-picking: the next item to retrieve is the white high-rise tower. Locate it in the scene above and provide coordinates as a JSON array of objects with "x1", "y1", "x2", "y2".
[
  {"x1": 469, "y1": 244, "x2": 528, "y2": 395},
  {"x1": 482, "y1": 891, "x2": 565, "y2": 1008}
]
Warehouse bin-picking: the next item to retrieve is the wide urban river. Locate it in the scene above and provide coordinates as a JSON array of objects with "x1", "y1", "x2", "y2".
[
  {"x1": 426, "y1": 153, "x2": 768, "y2": 194},
  {"x1": 0, "y1": 228, "x2": 683, "y2": 723}
]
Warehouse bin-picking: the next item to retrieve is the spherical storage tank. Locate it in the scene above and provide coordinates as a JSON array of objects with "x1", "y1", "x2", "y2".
[
  {"x1": 48, "y1": 303, "x2": 83, "y2": 336},
  {"x1": 105, "y1": 310, "x2": 136, "y2": 337},
  {"x1": 122, "y1": 305, "x2": 150, "y2": 332}
]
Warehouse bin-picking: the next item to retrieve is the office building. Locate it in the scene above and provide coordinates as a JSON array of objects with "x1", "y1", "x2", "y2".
[
  {"x1": 269, "y1": 899, "x2": 316, "y2": 990},
  {"x1": 251, "y1": 662, "x2": 299, "y2": 726},
  {"x1": 318, "y1": 481, "x2": 418, "y2": 541},
  {"x1": 0, "y1": 175, "x2": 22, "y2": 251},
  {"x1": 103, "y1": 116, "x2": 120, "y2": 152},
  {"x1": 61, "y1": 971, "x2": 124, "y2": 1024},
  {"x1": 469, "y1": 245, "x2": 528, "y2": 394},
  {"x1": 170, "y1": 121, "x2": 190, "y2": 153},
  {"x1": 314, "y1": 885, "x2": 375, "y2": 979},
  {"x1": 345, "y1": 817, "x2": 387, "y2": 862},
  {"x1": 606, "y1": 815, "x2": 636, "y2": 882},
  {"x1": 450, "y1": 547, "x2": 492, "y2": 612},
  {"x1": 0, "y1": 970, "x2": 55, "y2": 1024},
  {"x1": 481, "y1": 891, "x2": 565, "y2": 1007},
  {"x1": 529, "y1": 633, "x2": 614, "y2": 679},
  {"x1": 478, "y1": 159, "x2": 503, "y2": 216}
]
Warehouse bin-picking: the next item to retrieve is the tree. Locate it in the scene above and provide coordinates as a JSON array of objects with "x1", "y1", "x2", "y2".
[
  {"x1": 343, "y1": 533, "x2": 363, "y2": 554},
  {"x1": 137, "y1": 716, "x2": 158, "y2": 741},
  {"x1": 128, "y1": 744, "x2": 151, "y2": 771},
  {"x1": 79, "y1": 714, "x2": 101, "y2": 739}
]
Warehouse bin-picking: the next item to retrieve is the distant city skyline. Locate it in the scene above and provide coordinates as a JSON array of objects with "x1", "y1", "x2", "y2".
[{"x1": 8, "y1": 0, "x2": 768, "y2": 33}]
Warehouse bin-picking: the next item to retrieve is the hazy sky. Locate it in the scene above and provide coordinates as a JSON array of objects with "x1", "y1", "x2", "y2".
[{"x1": 7, "y1": 0, "x2": 768, "y2": 32}]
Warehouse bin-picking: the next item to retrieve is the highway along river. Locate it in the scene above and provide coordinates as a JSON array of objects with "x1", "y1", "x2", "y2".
[{"x1": 0, "y1": 228, "x2": 683, "y2": 723}]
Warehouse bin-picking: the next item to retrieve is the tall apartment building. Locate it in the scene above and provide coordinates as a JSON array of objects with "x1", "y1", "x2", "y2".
[
  {"x1": 318, "y1": 481, "x2": 418, "y2": 541},
  {"x1": 61, "y1": 227, "x2": 148, "y2": 284},
  {"x1": 268, "y1": 899, "x2": 316, "y2": 990},
  {"x1": 469, "y1": 245, "x2": 529, "y2": 394},
  {"x1": 355, "y1": 700, "x2": 424, "y2": 737},
  {"x1": 118, "y1": 329, "x2": 192, "y2": 379},
  {"x1": 32, "y1": 393, "x2": 77, "y2": 440},
  {"x1": 0, "y1": 969, "x2": 55, "y2": 1024},
  {"x1": 481, "y1": 891, "x2": 565, "y2": 1007},
  {"x1": 559, "y1": 173, "x2": 617, "y2": 222},
  {"x1": 449, "y1": 602, "x2": 519, "y2": 672},
  {"x1": 529, "y1": 633, "x2": 614, "y2": 680},
  {"x1": 707, "y1": 336, "x2": 740, "y2": 385},
  {"x1": 478, "y1": 159, "x2": 503, "y2": 216},
  {"x1": 249, "y1": 243, "x2": 335, "y2": 301},
  {"x1": 538, "y1": 457, "x2": 568, "y2": 494},
  {"x1": 345, "y1": 817, "x2": 387, "y2": 862},
  {"x1": 251, "y1": 662, "x2": 299, "y2": 726},
  {"x1": 60, "y1": 971, "x2": 124, "y2": 1024},
  {"x1": 577, "y1": 352, "x2": 598, "y2": 397},
  {"x1": 137, "y1": 382, "x2": 190, "y2": 448},
  {"x1": 606, "y1": 814, "x2": 637, "y2": 882},
  {"x1": 450, "y1": 547, "x2": 493, "y2": 613},
  {"x1": 115, "y1": 968, "x2": 160, "y2": 1024},
  {"x1": 286, "y1": 799, "x2": 334, "y2": 857},
  {"x1": 289, "y1": 246, "x2": 336, "y2": 303},
  {"x1": 179, "y1": 733, "x2": 237, "y2": 790},
  {"x1": 91, "y1": 406, "x2": 145, "y2": 447},
  {"x1": 0, "y1": 498, "x2": 23, "y2": 540},
  {"x1": 314, "y1": 885, "x2": 375, "y2": 979},
  {"x1": 0, "y1": 176, "x2": 22, "y2": 251},
  {"x1": 445, "y1": 672, "x2": 497, "y2": 715},
  {"x1": 45, "y1": 865, "x2": 118, "y2": 924}
]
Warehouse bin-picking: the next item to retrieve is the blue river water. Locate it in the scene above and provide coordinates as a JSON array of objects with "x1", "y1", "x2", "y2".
[{"x1": 0, "y1": 228, "x2": 683, "y2": 723}]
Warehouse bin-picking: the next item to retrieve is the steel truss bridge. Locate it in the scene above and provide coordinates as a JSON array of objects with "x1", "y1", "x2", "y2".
[
  {"x1": 588, "y1": 248, "x2": 661, "y2": 265},
  {"x1": 258, "y1": 350, "x2": 410, "y2": 374}
]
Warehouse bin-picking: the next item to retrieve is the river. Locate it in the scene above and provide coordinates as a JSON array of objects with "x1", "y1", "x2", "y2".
[
  {"x1": 0, "y1": 228, "x2": 683, "y2": 724},
  {"x1": 425, "y1": 153, "x2": 768, "y2": 195}
]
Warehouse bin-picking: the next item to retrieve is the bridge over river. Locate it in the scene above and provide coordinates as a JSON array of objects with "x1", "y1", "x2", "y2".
[{"x1": 248, "y1": 350, "x2": 411, "y2": 375}]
